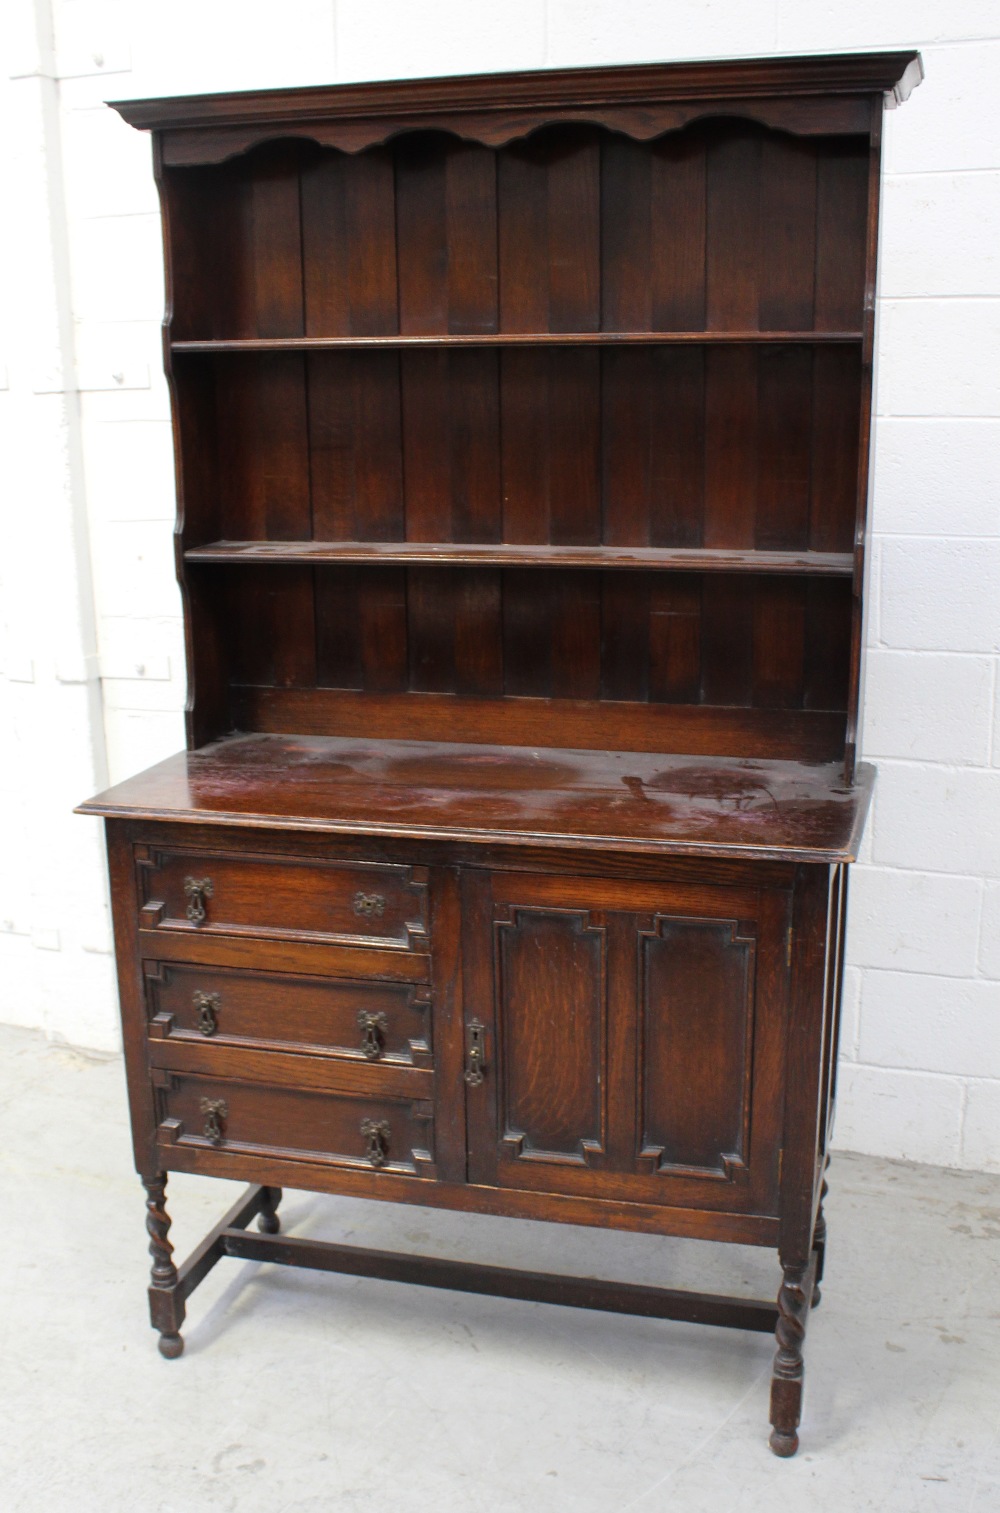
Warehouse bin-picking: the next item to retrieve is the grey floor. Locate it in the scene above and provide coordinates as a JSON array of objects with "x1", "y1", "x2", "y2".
[{"x1": 2, "y1": 1024, "x2": 999, "y2": 1512}]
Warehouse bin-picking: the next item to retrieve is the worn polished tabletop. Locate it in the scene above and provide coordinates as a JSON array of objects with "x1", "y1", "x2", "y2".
[{"x1": 78, "y1": 732, "x2": 875, "y2": 863}]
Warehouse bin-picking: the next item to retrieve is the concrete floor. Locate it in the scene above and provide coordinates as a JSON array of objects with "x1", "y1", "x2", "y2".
[{"x1": 2, "y1": 1023, "x2": 999, "y2": 1513}]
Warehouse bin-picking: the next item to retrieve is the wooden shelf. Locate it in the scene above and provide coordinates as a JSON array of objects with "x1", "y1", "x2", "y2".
[
  {"x1": 78, "y1": 731, "x2": 876, "y2": 864},
  {"x1": 184, "y1": 540, "x2": 855, "y2": 576},
  {"x1": 171, "y1": 331, "x2": 864, "y2": 354}
]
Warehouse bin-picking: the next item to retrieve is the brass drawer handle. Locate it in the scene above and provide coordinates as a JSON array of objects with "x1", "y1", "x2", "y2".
[
  {"x1": 464, "y1": 1018, "x2": 486, "y2": 1086},
  {"x1": 200, "y1": 1097, "x2": 228, "y2": 1144},
  {"x1": 194, "y1": 991, "x2": 220, "y2": 1037},
  {"x1": 353, "y1": 891, "x2": 386, "y2": 919},
  {"x1": 358, "y1": 1010, "x2": 388, "y2": 1061},
  {"x1": 361, "y1": 1118, "x2": 390, "y2": 1168},
  {"x1": 184, "y1": 876, "x2": 213, "y2": 926}
]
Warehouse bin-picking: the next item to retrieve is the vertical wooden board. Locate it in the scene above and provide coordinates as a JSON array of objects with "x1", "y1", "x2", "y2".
[
  {"x1": 351, "y1": 351, "x2": 406, "y2": 541},
  {"x1": 449, "y1": 351, "x2": 502, "y2": 542},
  {"x1": 547, "y1": 128, "x2": 601, "y2": 331},
  {"x1": 803, "y1": 579, "x2": 851, "y2": 712},
  {"x1": 257, "y1": 356, "x2": 311, "y2": 540},
  {"x1": 315, "y1": 566, "x2": 363, "y2": 690},
  {"x1": 548, "y1": 350, "x2": 602, "y2": 544},
  {"x1": 756, "y1": 348, "x2": 813, "y2": 549},
  {"x1": 703, "y1": 347, "x2": 757, "y2": 547},
  {"x1": 268, "y1": 566, "x2": 318, "y2": 689},
  {"x1": 758, "y1": 136, "x2": 817, "y2": 330},
  {"x1": 701, "y1": 577, "x2": 753, "y2": 706},
  {"x1": 301, "y1": 151, "x2": 350, "y2": 335},
  {"x1": 358, "y1": 567, "x2": 409, "y2": 691},
  {"x1": 400, "y1": 351, "x2": 452, "y2": 540},
  {"x1": 650, "y1": 132, "x2": 707, "y2": 330},
  {"x1": 214, "y1": 357, "x2": 259, "y2": 537},
  {"x1": 650, "y1": 348, "x2": 705, "y2": 547},
  {"x1": 501, "y1": 349, "x2": 551, "y2": 543},
  {"x1": 173, "y1": 359, "x2": 222, "y2": 543},
  {"x1": 498, "y1": 141, "x2": 549, "y2": 331},
  {"x1": 224, "y1": 565, "x2": 271, "y2": 686},
  {"x1": 164, "y1": 166, "x2": 241, "y2": 340},
  {"x1": 648, "y1": 575, "x2": 702, "y2": 704},
  {"x1": 640, "y1": 918, "x2": 754, "y2": 1172},
  {"x1": 407, "y1": 567, "x2": 456, "y2": 692},
  {"x1": 814, "y1": 139, "x2": 869, "y2": 330},
  {"x1": 228, "y1": 565, "x2": 316, "y2": 691},
  {"x1": 496, "y1": 908, "x2": 606, "y2": 1160},
  {"x1": 705, "y1": 127, "x2": 761, "y2": 330},
  {"x1": 248, "y1": 145, "x2": 305, "y2": 338},
  {"x1": 810, "y1": 347, "x2": 861, "y2": 551},
  {"x1": 551, "y1": 571, "x2": 602, "y2": 699},
  {"x1": 445, "y1": 142, "x2": 499, "y2": 332},
  {"x1": 453, "y1": 568, "x2": 504, "y2": 696},
  {"x1": 344, "y1": 148, "x2": 399, "y2": 336},
  {"x1": 752, "y1": 578, "x2": 807, "y2": 709},
  {"x1": 602, "y1": 348, "x2": 652, "y2": 545},
  {"x1": 503, "y1": 569, "x2": 552, "y2": 697},
  {"x1": 600, "y1": 134, "x2": 651, "y2": 330},
  {"x1": 396, "y1": 135, "x2": 449, "y2": 333},
  {"x1": 307, "y1": 354, "x2": 356, "y2": 539},
  {"x1": 600, "y1": 571, "x2": 649, "y2": 702},
  {"x1": 216, "y1": 356, "x2": 311, "y2": 541}
]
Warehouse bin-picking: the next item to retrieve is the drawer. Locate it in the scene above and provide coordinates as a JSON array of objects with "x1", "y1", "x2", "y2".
[
  {"x1": 155, "y1": 1072, "x2": 435, "y2": 1178},
  {"x1": 135, "y1": 844, "x2": 429, "y2": 950},
  {"x1": 145, "y1": 961, "x2": 432, "y2": 1066}
]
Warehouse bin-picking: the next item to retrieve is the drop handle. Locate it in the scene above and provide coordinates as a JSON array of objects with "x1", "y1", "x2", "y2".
[
  {"x1": 184, "y1": 876, "x2": 213, "y2": 926},
  {"x1": 464, "y1": 1018, "x2": 486, "y2": 1086},
  {"x1": 358, "y1": 1010, "x2": 387, "y2": 1060},
  {"x1": 194, "y1": 990, "x2": 220, "y2": 1036},
  {"x1": 361, "y1": 1118, "x2": 390, "y2": 1168},
  {"x1": 200, "y1": 1098, "x2": 228, "y2": 1144}
]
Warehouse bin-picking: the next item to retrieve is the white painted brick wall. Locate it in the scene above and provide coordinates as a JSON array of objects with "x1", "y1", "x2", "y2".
[{"x1": 2, "y1": 0, "x2": 998, "y2": 1173}]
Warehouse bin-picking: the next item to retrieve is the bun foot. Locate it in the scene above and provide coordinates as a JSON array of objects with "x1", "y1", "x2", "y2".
[
  {"x1": 158, "y1": 1331, "x2": 184, "y2": 1359},
  {"x1": 769, "y1": 1428, "x2": 799, "y2": 1458},
  {"x1": 811, "y1": 1284, "x2": 821, "y2": 1309}
]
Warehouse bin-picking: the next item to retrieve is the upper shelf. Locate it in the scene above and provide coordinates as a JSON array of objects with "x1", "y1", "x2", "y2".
[
  {"x1": 184, "y1": 540, "x2": 855, "y2": 576},
  {"x1": 172, "y1": 331, "x2": 864, "y2": 354}
]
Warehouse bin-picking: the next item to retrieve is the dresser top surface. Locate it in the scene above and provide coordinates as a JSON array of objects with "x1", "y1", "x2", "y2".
[{"x1": 78, "y1": 733, "x2": 874, "y2": 863}]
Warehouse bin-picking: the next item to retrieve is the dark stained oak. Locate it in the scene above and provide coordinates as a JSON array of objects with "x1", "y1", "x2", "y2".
[
  {"x1": 172, "y1": 331, "x2": 863, "y2": 350},
  {"x1": 88, "y1": 51, "x2": 920, "y2": 1457},
  {"x1": 78, "y1": 732, "x2": 875, "y2": 865},
  {"x1": 184, "y1": 540, "x2": 855, "y2": 575}
]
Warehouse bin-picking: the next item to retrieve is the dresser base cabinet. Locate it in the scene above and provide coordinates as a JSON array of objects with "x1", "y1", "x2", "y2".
[
  {"x1": 88, "y1": 757, "x2": 862, "y2": 1458},
  {"x1": 81, "y1": 51, "x2": 920, "y2": 1457}
]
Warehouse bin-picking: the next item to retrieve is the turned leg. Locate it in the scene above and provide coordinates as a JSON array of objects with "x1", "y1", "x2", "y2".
[
  {"x1": 142, "y1": 1173, "x2": 185, "y2": 1358},
  {"x1": 769, "y1": 1260, "x2": 809, "y2": 1457},
  {"x1": 812, "y1": 1165, "x2": 830, "y2": 1308},
  {"x1": 257, "y1": 1185, "x2": 283, "y2": 1234}
]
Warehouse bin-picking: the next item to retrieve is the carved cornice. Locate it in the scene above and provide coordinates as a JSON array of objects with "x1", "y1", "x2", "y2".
[{"x1": 108, "y1": 53, "x2": 922, "y2": 166}]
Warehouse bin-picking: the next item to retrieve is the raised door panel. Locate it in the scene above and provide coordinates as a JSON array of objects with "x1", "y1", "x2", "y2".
[
  {"x1": 637, "y1": 916, "x2": 755, "y2": 1180},
  {"x1": 464, "y1": 870, "x2": 788, "y2": 1214},
  {"x1": 495, "y1": 906, "x2": 607, "y2": 1167}
]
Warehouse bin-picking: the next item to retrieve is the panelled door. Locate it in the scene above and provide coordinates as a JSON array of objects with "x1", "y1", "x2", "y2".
[{"x1": 462, "y1": 870, "x2": 790, "y2": 1214}]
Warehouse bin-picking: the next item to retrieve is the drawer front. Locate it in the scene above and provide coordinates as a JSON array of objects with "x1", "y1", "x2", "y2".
[
  {"x1": 156, "y1": 1073, "x2": 435, "y2": 1178},
  {"x1": 145, "y1": 961, "x2": 432, "y2": 1066},
  {"x1": 136, "y1": 844, "x2": 429, "y2": 950}
]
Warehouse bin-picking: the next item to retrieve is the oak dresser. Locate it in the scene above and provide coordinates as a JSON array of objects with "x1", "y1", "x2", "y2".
[{"x1": 79, "y1": 50, "x2": 921, "y2": 1455}]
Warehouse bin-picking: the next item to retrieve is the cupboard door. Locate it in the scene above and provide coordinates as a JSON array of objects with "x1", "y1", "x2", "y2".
[{"x1": 462, "y1": 871, "x2": 789, "y2": 1214}]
